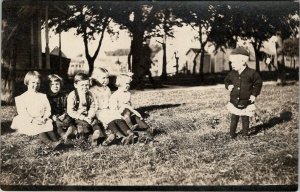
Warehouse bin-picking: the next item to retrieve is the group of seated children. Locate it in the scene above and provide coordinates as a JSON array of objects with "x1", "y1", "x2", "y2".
[{"x1": 11, "y1": 68, "x2": 153, "y2": 149}]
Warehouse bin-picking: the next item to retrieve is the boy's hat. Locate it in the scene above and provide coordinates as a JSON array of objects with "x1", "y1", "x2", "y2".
[{"x1": 231, "y1": 47, "x2": 249, "y2": 56}]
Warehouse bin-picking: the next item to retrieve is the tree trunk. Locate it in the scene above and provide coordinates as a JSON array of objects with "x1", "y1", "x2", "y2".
[
  {"x1": 199, "y1": 49, "x2": 205, "y2": 80},
  {"x1": 276, "y1": 33, "x2": 286, "y2": 86},
  {"x1": 193, "y1": 52, "x2": 199, "y2": 75},
  {"x1": 87, "y1": 58, "x2": 94, "y2": 76},
  {"x1": 131, "y1": 30, "x2": 144, "y2": 89},
  {"x1": 161, "y1": 40, "x2": 167, "y2": 81},
  {"x1": 128, "y1": 41, "x2": 132, "y2": 72}
]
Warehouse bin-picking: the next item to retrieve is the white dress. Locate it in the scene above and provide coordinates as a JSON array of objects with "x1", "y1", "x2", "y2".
[
  {"x1": 11, "y1": 91, "x2": 53, "y2": 135},
  {"x1": 89, "y1": 86, "x2": 122, "y2": 125},
  {"x1": 226, "y1": 102, "x2": 256, "y2": 117},
  {"x1": 109, "y1": 89, "x2": 131, "y2": 111}
]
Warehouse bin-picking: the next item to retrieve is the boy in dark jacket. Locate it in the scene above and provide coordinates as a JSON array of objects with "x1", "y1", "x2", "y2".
[{"x1": 224, "y1": 47, "x2": 263, "y2": 139}]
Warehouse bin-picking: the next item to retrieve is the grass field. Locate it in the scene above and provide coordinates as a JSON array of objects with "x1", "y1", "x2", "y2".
[{"x1": 0, "y1": 82, "x2": 298, "y2": 188}]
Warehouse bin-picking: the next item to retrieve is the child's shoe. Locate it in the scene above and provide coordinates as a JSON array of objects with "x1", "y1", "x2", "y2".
[
  {"x1": 102, "y1": 134, "x2": 116, "y2": 146},
  {"x1": 91, "y1": 130, "x2": 100, "y2": 147}
]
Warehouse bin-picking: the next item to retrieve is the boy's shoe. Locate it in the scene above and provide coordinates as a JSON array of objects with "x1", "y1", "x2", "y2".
[
  {"x1": 102, "y1": 134, "x2": 116, "y2": 146},
  {"x1": 91, "y1": 130, "x2": 100, "y2": 147}
]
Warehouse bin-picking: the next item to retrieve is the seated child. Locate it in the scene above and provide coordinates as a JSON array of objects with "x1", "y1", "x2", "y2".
[
  {"x1": 89, "y1": 68, "x2": 136, "y2": 145},
  {"x1": 47, "y1": 74, "x2": 76, "y2": 142},
  {"x1": 11, "y1": 71, "x2": 61, "y2": 149},
  {"x1": 224, "y1": 47, "x2": 263, "y2": 139},
  {"x1": 67, "y1": 73, "x2": 105, "y2": 146},
  {"x1": 109, "y1": 73, "x2": 153, "y2": 137}
]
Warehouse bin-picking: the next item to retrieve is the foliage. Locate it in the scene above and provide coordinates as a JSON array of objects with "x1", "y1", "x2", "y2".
[
  {"x1": 175, "y1": 2, "x2": 224, "y2": 76},
  {"x1": 110, "y1": 2, "x2": 161, "y2": 87},
  {"x1": 48, "y1": 2, "x2": 116, "y2": 74},
  {"x1": 284, "y1": 38, "x2": 299, "y2": 57},
  {"x1": 147, "y1": 3, "x2": 183, "y2": 80}
]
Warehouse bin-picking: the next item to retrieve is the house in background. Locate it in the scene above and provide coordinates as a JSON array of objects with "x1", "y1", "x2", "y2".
[
  {"x1": 2, "y1": 2, "x2": 68, "y2": 81},
  {"x1": 95, "y1": 49, "x2": 130, "y2": 75},
  {"x1": 46, "y1": 46, "x2": 71, "y2": 79},
  {"x1": 185, "y1": 48, "x2": 211, "y2": 74},
  {"x1": 68, "y1": 54, "x2": 89, "y2": 77}
]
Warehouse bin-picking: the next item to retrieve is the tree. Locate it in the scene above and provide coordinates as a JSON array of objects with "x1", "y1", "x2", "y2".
[
  {"x1": 284, "y1": 38, "x2": 299, "y2": 68},
  {"x1": 176, "y1": 2, "x2": 219, "y2": 78},
  {"x1": 147, "y1": 4, "x2": 182, "y2": 81},
  {"x1": 111, "y1": 2, "x2": 160, "y2": 88},
  {"x1": 49, "y1": 2, "x2": 114, "y2": 75},
  {"x1": 210, "y1": 1, "x2": 298, "y2": 78}
]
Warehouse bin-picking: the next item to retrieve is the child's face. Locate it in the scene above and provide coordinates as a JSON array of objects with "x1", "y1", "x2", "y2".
[
  {"x1": 119, "y1": 78, "x2": 131, "y2": 91},
  {"x1": 75, "y1": 80, "x2": 90, "y2": 93},
  {"x1": 27, "y1": 77, "x2": 41, "y2": 92},
  {"x1": 94, "y1": 72, "x2": 109, "y2": 86},
  {"x1": 50, "y1": 81, "x2": 61, "y2": 94},
  {"x1": 119, "y1": 81, "x2": 131, "y2": 91},
  {"x1": 229, "y1": 55, "x2": 248, "y2": 71}
]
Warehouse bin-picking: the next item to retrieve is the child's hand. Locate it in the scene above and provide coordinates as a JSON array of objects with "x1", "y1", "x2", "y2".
[
  {"x1": 249, "y1": 95, "x2": 256, "y2": 103},
  {"x1": 52, "y1": 115, "x2": 57, "y2": 122},
  {"x1": 228, "y1": 85, "x2": 234, "y2": 91},
  {"x1": 58, "y1": 114, "x2": 66, "y2": 121},
  {"x1": 84, "y1": 117, "x2": 92, "y2": 124}
]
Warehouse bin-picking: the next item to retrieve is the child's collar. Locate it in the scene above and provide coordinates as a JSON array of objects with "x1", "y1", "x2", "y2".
[{"x1": 238, "y1": 65, "x2": 247, "y2": 74}]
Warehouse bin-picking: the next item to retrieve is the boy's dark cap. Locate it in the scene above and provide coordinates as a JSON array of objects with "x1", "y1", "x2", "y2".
[{"x1": 231, "y1": 47, "x2": 249, "y2": 56}]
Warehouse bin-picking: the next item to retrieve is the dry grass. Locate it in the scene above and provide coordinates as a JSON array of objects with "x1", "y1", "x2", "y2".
[{"x1": 1, "y1": 83, "x2": 298, "y2": 187}]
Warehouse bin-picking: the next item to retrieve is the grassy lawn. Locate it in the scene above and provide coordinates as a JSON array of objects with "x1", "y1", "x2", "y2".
[{"x1": 1, "y1": 83, "x2": 298, "y2": 187}]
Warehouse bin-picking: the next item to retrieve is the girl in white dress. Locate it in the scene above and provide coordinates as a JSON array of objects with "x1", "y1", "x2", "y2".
[
  {"x1": 109, "y1": 73, "x2": 153, "y2": 137},
  {"x1": 11, "y1": 71, "x2": 61, "y2": 149},
  {"x1": 90, "y1": 68, "x2": 136, "y2": 145}
]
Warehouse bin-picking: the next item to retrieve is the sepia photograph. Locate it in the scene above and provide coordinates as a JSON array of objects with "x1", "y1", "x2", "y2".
[{"x1": 1, "y1": 0, "x2": 298, "y2": 190}]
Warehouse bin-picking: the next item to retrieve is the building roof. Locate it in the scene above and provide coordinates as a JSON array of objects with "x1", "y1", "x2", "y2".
[
  {"x1": 50, "y1": 46, "x2": 67, "y2": 58},
  {"x1": 186, "y1": 48, "x2": 208, "y2": 55}
]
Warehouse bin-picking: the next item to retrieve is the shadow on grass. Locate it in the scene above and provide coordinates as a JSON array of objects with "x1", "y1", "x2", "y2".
[
  {"x1": 137, "y1": 104, "x2": 181, "y2": 117},
  {"x1": 1, "y1": 121, "x2": 15, "y2": 135},
  {"x1": 249, "y1": 111, "x2": 292, "y2": 136}
]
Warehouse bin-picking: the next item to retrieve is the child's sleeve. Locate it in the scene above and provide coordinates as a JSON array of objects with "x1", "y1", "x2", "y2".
[
  {"x1": 224, "y1": 72, "x2": 233, "y2": 90},
  {"x1": 87, "y1": 94, "x2": 96, "y2": 119},
  {"x1": 89, "y1": 89, "x2": 99, "y2": 110},
  {"x1": 63, "y1": 93, "x2": 68, "y2": 113},
  {"x1": 43, "y1": 94, "x2": 52, "y2": 118},
  {"x1": 109, "y1": 92, "x2": 119, "y2": 111},
  {"x1": 251, "y1": 72, "x2": 263, "y2": 97},
  {"x1": 67, "y1": 91, "x2": 81, "y2": 119}
]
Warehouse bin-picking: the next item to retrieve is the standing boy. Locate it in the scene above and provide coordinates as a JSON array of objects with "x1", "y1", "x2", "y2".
[{"x1": 224, "y1": 47, "x2": 263, "y2": 139}]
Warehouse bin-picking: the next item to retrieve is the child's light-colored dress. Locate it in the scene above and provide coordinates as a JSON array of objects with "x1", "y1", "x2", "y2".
[
  {"x1": 109, "y1": 89, "x2": 131, "y2": 112},
  {"x1": 89, "y1": 86, "x2": 122, "y2": 125},
  {"x1": 11, "y1": 91, "x2": 53, "y2": 135}
]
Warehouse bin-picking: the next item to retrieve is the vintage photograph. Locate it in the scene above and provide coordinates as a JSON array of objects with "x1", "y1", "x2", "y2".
[{"x1": 1, "y1": 0, "x2": 298, "y2": 190}]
